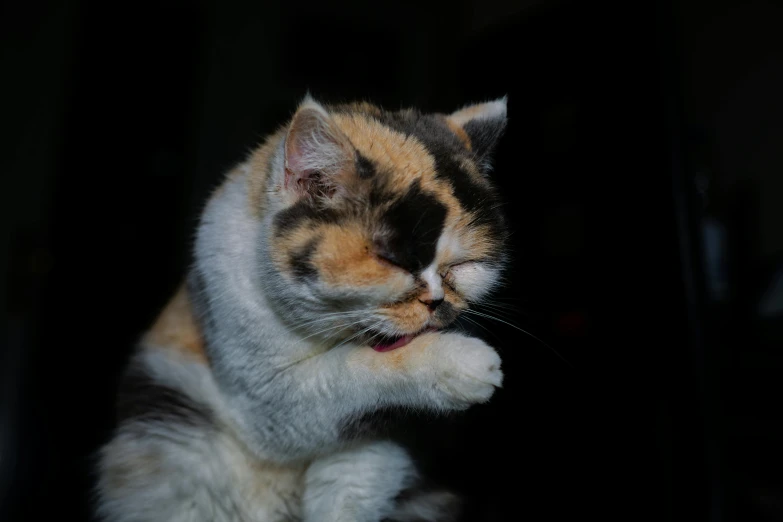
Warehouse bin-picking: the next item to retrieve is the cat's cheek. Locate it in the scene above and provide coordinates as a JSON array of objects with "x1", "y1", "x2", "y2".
[
  {"x1": 322, "y1": 272, "x2": 414, "y2": 304},
  {"x1": 451, "y1": 265, "x2": 501, "y2": 302},
  {"x1": 381, "y1": 302, "x2": 431, "y2": 334}
]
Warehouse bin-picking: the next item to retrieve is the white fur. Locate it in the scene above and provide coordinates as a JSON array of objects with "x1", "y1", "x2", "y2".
[
  {"x1": 448, "y1": 96, "x2": 508, "y2": 126},
  {"x1": 435, "y1": 229, "x2": 503, "y2": 302},
  {"x1": 303, "y1": 441, "x2": 418, "y2": 521},
  {"x1": 425, "y1": 332, "x2": 503, "y2": 405},
  {"x1": 452, "y1": 262, "x2": 502, "y2": 303},
  {"x1": 420, "y1": 263, "x2": 445, "y2": 301},
  {"x1": 435, "y1": 230, "x2": 467, "y2": 261}
]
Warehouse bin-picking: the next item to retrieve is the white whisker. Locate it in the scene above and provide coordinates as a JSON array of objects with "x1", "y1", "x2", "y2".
[
  {"x1": 459, "y1": 314, "x2": 502, "y2": 342},
  {"x1": 463, "y1": 309, "x2": 572, "y2": 367}
]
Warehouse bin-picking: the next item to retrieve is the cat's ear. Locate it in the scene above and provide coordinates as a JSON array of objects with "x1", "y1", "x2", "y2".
[
  {"x1": 447, "y1": 97, "x2": 508, "y2": 169},
  {"x1": 283, "y1": 96, "x2": 354, "y2": 200}
]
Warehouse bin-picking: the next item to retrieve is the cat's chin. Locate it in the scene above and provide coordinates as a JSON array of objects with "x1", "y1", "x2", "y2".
[{"x1": 370, "y1": 327, "x2": 438, "y2": 352}]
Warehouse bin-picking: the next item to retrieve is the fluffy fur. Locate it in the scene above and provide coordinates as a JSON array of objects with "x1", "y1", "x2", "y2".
[{"x1": 96, "y1": 96, "x2": 510, "y2": 522}]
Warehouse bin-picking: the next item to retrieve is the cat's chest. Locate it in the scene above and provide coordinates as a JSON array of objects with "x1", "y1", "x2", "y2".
[{"x1": 213, "y1": 433, "x2": 307, "y2": 521}]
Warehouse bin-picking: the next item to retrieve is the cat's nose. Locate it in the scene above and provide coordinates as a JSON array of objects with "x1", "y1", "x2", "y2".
[{"x1": 419, "y1": 297, "x2": 444, "y2": 312}]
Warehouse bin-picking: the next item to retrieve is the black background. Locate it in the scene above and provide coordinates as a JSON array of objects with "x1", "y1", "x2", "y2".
[{"x1": 2, "y1": 0, "x2": 783, "y2": 520}]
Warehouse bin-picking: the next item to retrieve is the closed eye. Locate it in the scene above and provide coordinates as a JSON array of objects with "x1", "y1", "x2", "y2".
[
  {"x1": 371, "y1": 236, "x2": 412, "y2": 273},
  {"x1": 375, "y1": 252, "x2": 409, "y2": 272},
  {"x1": 440, "y1": 260, "x2": 478, "y2": 276},
  {"x1": 441, "y1": 260, "x2": 479, "y2": 291}
]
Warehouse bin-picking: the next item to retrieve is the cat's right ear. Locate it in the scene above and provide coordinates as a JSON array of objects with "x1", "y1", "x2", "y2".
[
  {"x1": 447, "y1": 97, "x2": 508, "y2": 171},
  {"x1": 283, "y1": 96, "x2": 354, "y2": 201}
]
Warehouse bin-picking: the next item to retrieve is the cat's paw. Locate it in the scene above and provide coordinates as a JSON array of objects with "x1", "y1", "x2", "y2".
[{"x1": 433, "y1": 334, "x2": 503, "y2": 408}]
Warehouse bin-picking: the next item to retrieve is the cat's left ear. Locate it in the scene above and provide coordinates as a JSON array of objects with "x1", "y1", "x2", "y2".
[
  {"x1": 447, "y1": 97, "x2": 508, "y2": 170},
  {"x1": 283, "y1": 95, "x2": 354, "y2": 200}
]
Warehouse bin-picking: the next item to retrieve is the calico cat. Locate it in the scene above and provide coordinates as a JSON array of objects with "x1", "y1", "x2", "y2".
[{"x1": 96, "y1": 95, "x2": 509, "y2": 522}]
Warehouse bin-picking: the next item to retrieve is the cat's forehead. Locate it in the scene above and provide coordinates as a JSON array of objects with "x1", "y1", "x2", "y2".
[
  {"x1": 328, "y1": 106, "x2": 496, "y2": 218},
  {"x1": 331, "y1": 111, "x2": 440, "y2": 191}
]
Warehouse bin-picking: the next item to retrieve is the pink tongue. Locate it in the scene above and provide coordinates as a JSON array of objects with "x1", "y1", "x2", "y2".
[{"x1": 372, "y1": 334, "x2": 414, "y2": 352}]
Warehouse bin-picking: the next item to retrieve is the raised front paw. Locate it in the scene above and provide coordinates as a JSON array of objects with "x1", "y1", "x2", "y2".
[{"x1": 433, "y1": 334, "x2": 503, "y2": 408}]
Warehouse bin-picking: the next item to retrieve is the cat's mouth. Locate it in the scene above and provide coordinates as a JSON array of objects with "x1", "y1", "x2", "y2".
[{"x1": 366, "y1": 326, "x2": 438, "y2": 352}]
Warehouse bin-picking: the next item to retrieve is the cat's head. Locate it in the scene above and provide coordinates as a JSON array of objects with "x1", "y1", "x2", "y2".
[{"x1": 261, "y1": 96, "x2": 508, "y2": 350}]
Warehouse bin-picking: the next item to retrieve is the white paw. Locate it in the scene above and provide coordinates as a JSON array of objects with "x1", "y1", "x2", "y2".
[{"x1": 435, "y1": 334, "x2": 503, "y2": 408}]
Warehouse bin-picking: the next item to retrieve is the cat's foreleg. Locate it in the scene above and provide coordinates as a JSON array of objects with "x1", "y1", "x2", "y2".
[
  {"x1": 302, "y1": 440, "x2": 460, "y2": 522},
  {"x1": 302, "y1": 440, "x2": 416, "y2": 522},
  {"x1": 293, "y1": 331, "x2": 503, "y2": 417}
]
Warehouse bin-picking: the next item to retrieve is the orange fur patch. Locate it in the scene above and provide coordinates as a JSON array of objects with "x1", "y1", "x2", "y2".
[
  {"x1": 449, "y1": 222, "x2": 500, "y2": 262},
  {"x1": 334, "y1": 101, "x2": 384, "y2": 118},
  {"x1": 270, "y1": 224, "x2": 320, "y2": 273},
  {"x1": 330, "y1": 113, "x2": 467, "y2": 224},
  {"x1": 331, "y1": 113, "x2": 436, "y2": 193},
  {"x1": 379, "y1": 344, "x2": 411, "y2": 371},
  {"x1": 143, "y1": 285, "x2": 208, "y2": 364},
  {"x1": 442, "y1": 284, "x2": 467, "y2": 310},
  {"x1": 379, "y1": 297, "x2": 430, "y2": 334},
  {"x1": 442, "y1": 115, "x2": 473, "y2": 150},
  {"x1": 448, "y1": 103, "x2": 494, "y2": 127},
  {"x1": 316, "y1": 224, "x2": 411, "y2": 291}
]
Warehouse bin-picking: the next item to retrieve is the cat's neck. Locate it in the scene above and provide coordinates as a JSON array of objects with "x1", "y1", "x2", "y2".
[
  {"x1": 190, "y1": 161, "x2": 302, "y2": 388},
  {"x1": 189, "y1": 159, "x2": 352, "y2": 461}
]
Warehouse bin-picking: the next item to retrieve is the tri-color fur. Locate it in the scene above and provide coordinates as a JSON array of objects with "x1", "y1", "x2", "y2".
[{"x1": 96, "y1": 96, "x2": 510, "y2": 522}]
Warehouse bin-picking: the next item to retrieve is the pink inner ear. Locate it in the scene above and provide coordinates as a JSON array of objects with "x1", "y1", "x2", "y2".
[
  {"x1": 283, "y1": 138, "x2": 312, "y2": 190},
  {"x1": 283, "y1": 108, "x2": 349, "y2": 197}
]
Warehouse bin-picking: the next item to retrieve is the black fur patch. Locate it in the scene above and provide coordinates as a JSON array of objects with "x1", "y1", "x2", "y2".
[
  {"x1": 289, "y1": 237, "x2": 320, "y2": 279},
  {"x1": 376, "y1": 111, "x2": 506, "y2": 241},
  {"x1": 432, "y1": 151, "x2": 484, "y2": 214},
  {"x1": 377, "y1": 181, "x2": 447, "y2": 274},
  {"x1": 338, "y1": 408, "x2": 405, "y2": 441},
  {"x1": 116, "y1": 361, "x2": 213, "y2": 427},
  {"x1": 431, "y1": 151, "x2": 507, "y2": 251},
  {"x1": 411, "y1": 118, "x2": 496, "y2": 214},
  {"x1": 432, "y1": 300, "x2": 459, "y2": 326},
  {"x1": 273, "y1": 200, "x2": 341, "y2": 236},
  {"x1": 463, "y1": 116, "x2": 507, "y2": 165},
  {"x1": 385, "y1": 484, "x2": 461, "y2": 522},
  {"x1": 355, "y1": 151, "x2": 376, "y2": 179}
]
